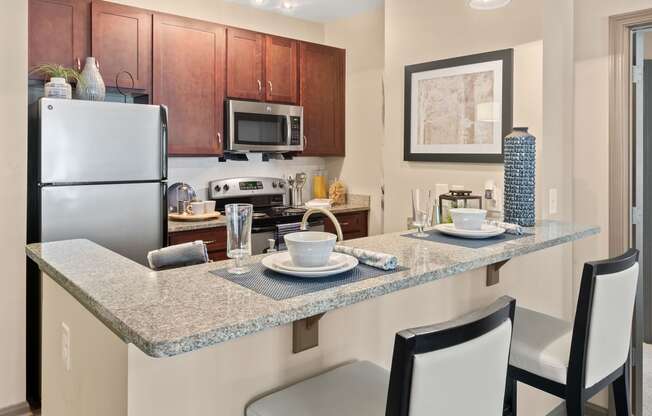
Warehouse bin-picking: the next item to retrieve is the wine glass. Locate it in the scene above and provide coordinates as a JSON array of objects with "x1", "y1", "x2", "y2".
[
  {"x1": 225, "y1": 203, "x2": 253, "y2": 274},
  {"x1": 412, "y1": 189, "x2": 435, "y2": 237}
]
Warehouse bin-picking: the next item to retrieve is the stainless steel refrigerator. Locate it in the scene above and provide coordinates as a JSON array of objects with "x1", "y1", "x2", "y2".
[{"x1": 26, "y1": 98, "x2": 168, "y2": 407}]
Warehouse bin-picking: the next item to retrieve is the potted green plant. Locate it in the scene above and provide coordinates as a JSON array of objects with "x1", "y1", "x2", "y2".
[{"x1": 30, "y1": 64, "x2": 82, "y2": 100}]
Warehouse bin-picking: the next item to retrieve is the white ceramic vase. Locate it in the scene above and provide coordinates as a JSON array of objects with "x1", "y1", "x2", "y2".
[
  {"x1": 76, "y1": 57, "x2": 106, "y2": 101},
  {"x1": 44, "y1": 77, "x2": 72, "y2": 99}
]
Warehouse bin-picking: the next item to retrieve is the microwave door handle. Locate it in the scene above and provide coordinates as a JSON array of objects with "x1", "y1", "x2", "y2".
[{"x1": 287, "y1": 115, "x2": 292, "y2": 145}]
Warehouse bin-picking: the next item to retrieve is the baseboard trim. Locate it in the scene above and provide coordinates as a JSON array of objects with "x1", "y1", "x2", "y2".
[
  {"x1": 547, "y1": 402, "x2": 609, "y2": 416},
  {"x1": 0, "y1": 402, "x2": 30, "y2": 416}
]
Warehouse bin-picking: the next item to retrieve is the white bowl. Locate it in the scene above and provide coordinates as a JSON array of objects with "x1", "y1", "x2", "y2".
[
  {"x1": 284, "y1": 231, "x2": 337, "y2": 268},
  {"x1": 450, "y1": 208, "x2": 487, "y2": 231}
]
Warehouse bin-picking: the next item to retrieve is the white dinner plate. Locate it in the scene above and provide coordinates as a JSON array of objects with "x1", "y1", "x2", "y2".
[
  {"x1": 276, "y1": 254, "x2": 348, "y2": 272},
  {"x1": 262, "y1": 252, "x2": 358, "y2": 278},
  {"x1": 435, "y1": 223, "x2": 506, "y2": 239}
]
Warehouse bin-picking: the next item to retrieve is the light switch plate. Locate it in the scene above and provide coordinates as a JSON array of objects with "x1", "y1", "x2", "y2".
[{"x1": 549, "y1": 188, "x2": 558, "y2": 215}]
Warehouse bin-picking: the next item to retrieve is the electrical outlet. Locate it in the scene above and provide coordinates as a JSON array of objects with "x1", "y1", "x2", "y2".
[
  {"x1": 549, "y1": 188, "x2": 558, "y2": 215},
  {"x1": 61, "y1": 322, "x2": 71, "y2": 372}
]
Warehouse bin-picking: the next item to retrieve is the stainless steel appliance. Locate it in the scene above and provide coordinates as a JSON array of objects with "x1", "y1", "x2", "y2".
[
  {"x1": 225, "y1": 99, "x2": 303, "y2": 153},
  {"x1": 27, "y1": 98, "x2": 168, "y2": 405},
  {"x1": 209, "y1": 177, "x2": 323, "y2": 254},
  {"x1": 28, "y1": 98, "x2": 168, "y2": 262}
]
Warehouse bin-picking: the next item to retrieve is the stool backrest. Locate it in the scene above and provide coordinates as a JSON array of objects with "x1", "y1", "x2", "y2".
[
  {"x1": 568, "y1": 248, "x2": 639, "y2": 390},
  {"x1": 386, "y1": 296, "x2": 516, "y2": 416}
]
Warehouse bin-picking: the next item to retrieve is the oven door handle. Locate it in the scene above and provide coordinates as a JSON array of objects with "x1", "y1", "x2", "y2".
[{"x1": 252, "y1": 226, "x2": 277, "y2": 233}]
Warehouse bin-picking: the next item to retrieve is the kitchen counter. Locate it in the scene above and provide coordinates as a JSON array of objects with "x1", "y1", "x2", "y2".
[
  {"x1": 27, "y1": 220, "x2": 598, "y2": 358},
  {"x1": 167, "y1": 194, "x2": 370, "y2": 233}
]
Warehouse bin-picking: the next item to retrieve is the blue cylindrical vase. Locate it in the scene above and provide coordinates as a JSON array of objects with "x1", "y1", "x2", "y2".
[{"x1": 503, "y1": 127, "x2": 536, "y2": 226}]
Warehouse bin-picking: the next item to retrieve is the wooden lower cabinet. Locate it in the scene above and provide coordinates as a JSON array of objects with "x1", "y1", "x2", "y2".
[
  {"x1": 324, "y1": 211, "x2": 368, "y2": 241},
  {"x1": 168, "y1": 227, "x2": 228, "y2": 261}
]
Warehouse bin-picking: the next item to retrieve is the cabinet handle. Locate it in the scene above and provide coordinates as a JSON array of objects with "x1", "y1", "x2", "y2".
[
  {"x1": 203, "y1": 240, "x2": 216, "y2": 245},
  {"x1": 304, "y1": 135, "x2": 308, "y2": 147},
  {"x1": 257, "y1": 80, "x2": 262, "y2": 93},
  {"x1": 340, "y1": 222, "x2": 350, "y2": 226},
  {"x1": 268, "y1": 80, "x2": 273, "y2": 93},
  {"x1": 95, "y1": 59, "x2": 100, "y2": 70},
  {"x1": 75, "y1": 58, "x2": 81, "y2": 72},
  {"x1": 217, "y1": 132, "x2": 222, "y2": 144}
]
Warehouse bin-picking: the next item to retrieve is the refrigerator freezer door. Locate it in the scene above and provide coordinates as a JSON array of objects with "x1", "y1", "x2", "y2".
[
  {"x1": 39, "y1": 98, "x2": 166, "y2": 183},
  {"x1": 41, "y1": 183, "x2": 165, "y2": 265}
]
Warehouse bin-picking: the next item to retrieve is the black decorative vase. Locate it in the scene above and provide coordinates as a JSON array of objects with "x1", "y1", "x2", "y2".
[{"x1": 503, "y1": 127, "x2": 536, "y2": 227}]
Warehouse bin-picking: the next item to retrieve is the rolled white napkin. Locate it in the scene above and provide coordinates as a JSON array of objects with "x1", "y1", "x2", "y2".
[
  {"x1": 147, "y1": 241, "x2": 209, "y2": 270},
  {"x1": 485, "y1": 220, "x2": 523, "y2": 235},
  {"x1": 333, "y1": 245, "x2": 398, "y2": 271}
]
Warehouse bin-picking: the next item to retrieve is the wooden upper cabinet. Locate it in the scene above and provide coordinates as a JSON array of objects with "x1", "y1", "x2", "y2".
[
  {"x1": 153, "y1": 14, "x2": 226, "y2": 156},
  {"x1": 264, "y1": 36, "x2": 298, "y2": 104},
  {"x1": 226, "y1": 28, "x2": 264, "y2": 100},
  {"x1": 28, "y1": 0, "x2": 90, "y2": 77},
  {"x1": 300, "y1": 42, "x2": 345, "y2": 156},
  {"x1": 91, "y1": 1, "x2": 151, "y2": 90}
]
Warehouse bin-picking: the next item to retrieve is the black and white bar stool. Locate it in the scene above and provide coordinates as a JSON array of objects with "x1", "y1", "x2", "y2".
[
  {"x1": 505, "y1": 249, "x2": 639, "y2": 416},
  {"x1": 246, "y1": 296, "x2": 516, "y2": 416}
]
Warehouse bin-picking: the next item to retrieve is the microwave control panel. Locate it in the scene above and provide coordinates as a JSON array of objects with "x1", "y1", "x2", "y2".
[{"x1": 290, "y1": 116, "x2": 301, "y2": 146}]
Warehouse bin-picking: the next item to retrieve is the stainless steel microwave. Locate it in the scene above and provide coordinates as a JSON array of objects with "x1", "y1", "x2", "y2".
[{"x1": 225, "y1": 99, "x2": 303, "y2": 153}]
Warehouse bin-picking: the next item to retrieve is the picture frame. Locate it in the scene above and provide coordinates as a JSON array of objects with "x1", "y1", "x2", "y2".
[{"x1": 403, "y1": 49, "x2": 513, "y2": 163}]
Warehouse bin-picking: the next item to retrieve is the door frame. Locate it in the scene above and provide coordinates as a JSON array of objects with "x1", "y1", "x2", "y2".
[{"x1": 609, "y1": 8, "x2": 652, "y2": 416}]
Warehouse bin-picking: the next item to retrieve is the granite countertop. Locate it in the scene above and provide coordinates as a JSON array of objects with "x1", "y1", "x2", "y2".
[
  {"x1": 26, "y1": 221, "x2": 599, "y2": 358},
  {"x1": 168, "y1": 194, "x2": 370, "y2": 233}
]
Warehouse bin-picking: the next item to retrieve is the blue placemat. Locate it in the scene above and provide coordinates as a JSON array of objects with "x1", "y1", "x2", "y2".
[
  {"x1": 210, "y1": 262, "x2": 408, "y2": 301},
  {"x1": 402, "y1": 229, "x2": 532, "y2": 249}
]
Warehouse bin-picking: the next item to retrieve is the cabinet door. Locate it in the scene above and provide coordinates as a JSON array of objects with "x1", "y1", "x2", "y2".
[
  {"x1": 300, "y1": 42, "x2": 345, "y2": 156},
  {"x1": 226, "y1": 28, "x2": 264, "y2": 101},
  {"x1": 324, "y1": 211, "x2": 368, "y2": 240},
  {"x1": 168, "y1": 227, "x2": 228, "y2": 261},
  {"x1": 91, "y1": 0, "x2": 151, "y2": 90},
  {"x1": 153, "y1": 14, "x2": 226, "y2": 156},
  {"x1": 265, "y1": 36, "x2": 298, "y2": 104},
  {"x1": 28, "y1": 0, "x2": 90, "y2": 77}
]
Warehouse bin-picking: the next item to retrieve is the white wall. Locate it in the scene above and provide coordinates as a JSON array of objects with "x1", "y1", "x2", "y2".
[
  {"x1": 573, "y1": 0, "x2": 652, "y2": 280},
  {"x1": 324, "y1": 6, "x2": 385, "y2": 235},
  {"x1": 0, "y1": 0, "x2": 28, "y2": 410}
]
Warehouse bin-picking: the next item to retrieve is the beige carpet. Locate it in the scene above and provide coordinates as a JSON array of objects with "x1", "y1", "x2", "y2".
[{"x1": 645, "y1": 343, "x2": 651, "y2": 415}]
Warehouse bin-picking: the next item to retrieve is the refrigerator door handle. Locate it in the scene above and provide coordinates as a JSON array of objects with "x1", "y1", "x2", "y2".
[{"x1": 160, "y1": 105, "x2": 169, "y2": 180}]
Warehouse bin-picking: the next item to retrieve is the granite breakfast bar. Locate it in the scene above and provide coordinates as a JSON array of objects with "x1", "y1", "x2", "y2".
[{"x1": 26, "y1": 221, "x2": 598, "y2": 416}]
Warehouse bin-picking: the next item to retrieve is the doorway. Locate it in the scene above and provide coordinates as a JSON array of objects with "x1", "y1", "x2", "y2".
[{"x1": 633, "y1": 26, "x2": 652, "y2": 416}]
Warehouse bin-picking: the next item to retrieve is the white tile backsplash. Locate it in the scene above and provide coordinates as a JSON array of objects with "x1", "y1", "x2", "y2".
[{"x1": 168, "y1": 154, "x2": 327, "y2": 200}]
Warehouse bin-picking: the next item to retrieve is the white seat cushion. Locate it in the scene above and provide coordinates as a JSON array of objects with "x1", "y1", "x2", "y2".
[
  {"x1": 246, "y1": 361, "x2": 389, "y2": 416},
  {"x1": 510, "y1": 307, "x2": 573, "y2": 384}
]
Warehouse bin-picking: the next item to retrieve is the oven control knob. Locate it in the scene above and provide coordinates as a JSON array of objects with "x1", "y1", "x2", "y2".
[
  {"x1": 278, "y1": 181, "x2": 285, "y2": 189},
  {"x1": 222, "y1": 184, "x2": 230, "y2": 192},
  {"x1": 272, "y1": 181, "x2": 278, "y2": 188},
  {"x1": 213, "y1": 184, "x2": 221, "y2": 193}
]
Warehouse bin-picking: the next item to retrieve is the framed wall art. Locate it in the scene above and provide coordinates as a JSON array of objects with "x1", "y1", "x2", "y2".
[{"x1": 404, "y1": 49, "x2": 513, "y2": 163}]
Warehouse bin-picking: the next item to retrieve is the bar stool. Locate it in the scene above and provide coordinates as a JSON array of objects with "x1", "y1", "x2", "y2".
[
  {"x1": 505, "y1": 249, "x2": 639, "y2": 416},
  {"x1": 246, "y1": 296, "x2": 516, "y2": 416}
]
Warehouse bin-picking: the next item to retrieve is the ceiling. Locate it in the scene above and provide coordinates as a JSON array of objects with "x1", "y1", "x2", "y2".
[{"x1": 225, "y1": 0, "x2": 384, "y2": 22}]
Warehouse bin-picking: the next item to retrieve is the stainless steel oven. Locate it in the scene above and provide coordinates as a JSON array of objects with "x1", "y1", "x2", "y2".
[{"x1": 225, "y1": 99, "x2": 303, "y2": 153}]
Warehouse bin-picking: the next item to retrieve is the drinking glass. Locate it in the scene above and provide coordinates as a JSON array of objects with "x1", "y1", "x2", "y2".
[
  {"x1": 225, "y1": 203, "x2": 253, "y2": 274},
  {"x1": 412, "y1": 189, "x2": 435, "y2": 237}
]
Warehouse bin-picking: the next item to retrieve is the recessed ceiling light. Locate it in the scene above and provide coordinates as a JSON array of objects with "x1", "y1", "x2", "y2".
[
  {"x1": 468, "y1": 0, "x2": 511, "y2": 10},
  {"x1": 252, "y1": 0, "x2": 267, "y2": 5}
]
